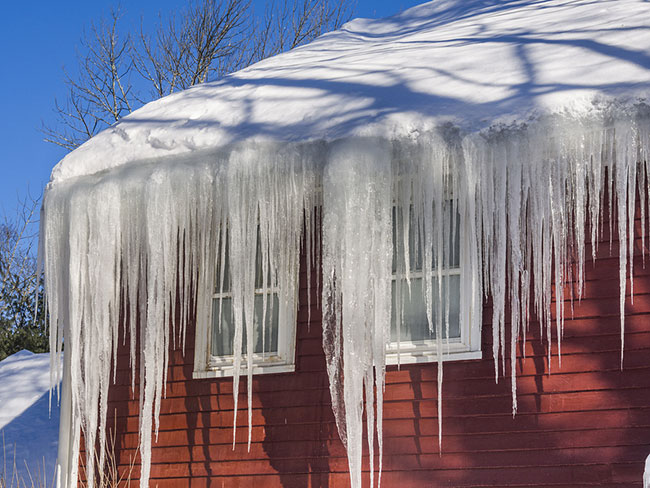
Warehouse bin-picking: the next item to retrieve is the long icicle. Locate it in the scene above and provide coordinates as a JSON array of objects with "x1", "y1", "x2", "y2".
[{"x1": 44, "y1": 109, "x2": 649, "y2": 488}]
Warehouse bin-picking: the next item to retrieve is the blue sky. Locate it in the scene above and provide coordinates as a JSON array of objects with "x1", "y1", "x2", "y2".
[{"x1": 0, "y1": 0, "x2": 424, "y2": 217}]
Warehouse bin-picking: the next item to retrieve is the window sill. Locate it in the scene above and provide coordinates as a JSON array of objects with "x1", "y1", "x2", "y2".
[
  {"x1": 193, "y1": 362, "x2": 295, "y2": 379},
  {"x1": 386, "y1": 349, "x2": 482, "y2": 366}
]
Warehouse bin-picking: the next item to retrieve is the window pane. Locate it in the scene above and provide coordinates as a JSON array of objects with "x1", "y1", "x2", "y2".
[
  {"x1": 392, "y1": 206, "x2": 460, "y2": 273},
  {"x1": 215, "y1": 232, "x2": 231, "y2": 293},
  {"x1": 215, "y1": 230, "x2": 275, "y2": 293},
  {"x1": 390, "y1": 274, "x2": 461, "y2": 342},
  {"x1": 211, "y1": 294, "x2": 280, "y2": 357},
  {"x1": 254, "y1": 242, "x2": 274, "y2": 289},
  {"x1": 392, "y1": 206, "x2": 422, "y2": 272}
]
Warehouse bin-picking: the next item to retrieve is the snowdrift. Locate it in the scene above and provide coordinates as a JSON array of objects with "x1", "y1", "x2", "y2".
[{"x1": 0, "y1": 350, "x2": 60, "y2": 484}]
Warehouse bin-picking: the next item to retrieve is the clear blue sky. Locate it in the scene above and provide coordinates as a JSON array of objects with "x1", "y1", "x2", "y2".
[{"x1": 0, "y1": 0, "x2": 424, "y2": 217}]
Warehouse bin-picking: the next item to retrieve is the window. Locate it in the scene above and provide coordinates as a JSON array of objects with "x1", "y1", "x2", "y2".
[
  {"x1": 193, "y1": 202, "x2": 480, "y2": 378},
  {"x1": 193, "y1": 229, "x2": 298, "y2": 379},
  {"x1": 387, "y1": 204, "x2": 481, "y2": 365}
]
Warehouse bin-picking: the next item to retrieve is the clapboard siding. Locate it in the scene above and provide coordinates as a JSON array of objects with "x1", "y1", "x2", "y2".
[{"x1": 89, "y1": 216, "x2": 650, "y2": 488}]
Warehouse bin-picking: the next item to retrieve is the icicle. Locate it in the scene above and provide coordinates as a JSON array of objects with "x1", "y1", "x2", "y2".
[
  {"x1": 322, "y1": 138, "x2": 393, "y2": 488},
  {"x1": 225, "y1": 143, "x2": 320, "y2": 451},
  {"x1": 613, "y1": 121, "x2": 630, "y2": 369},
  {"x1": 43, "y1": 105, "x2": 649, "y2": 488},
  {"x1": 44, "y1": 145, "x2": 318, "y2": 487}
]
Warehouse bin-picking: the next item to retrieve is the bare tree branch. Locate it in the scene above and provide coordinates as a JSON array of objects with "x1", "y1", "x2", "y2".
[
  {"x1": 247, "y1": 0, "x2": 353, "y2": 63},
  {"x1": 43, "y1": 0, "x2": 355, "y2": 151},
  {"x1": 0, "y1": 193, "x2": 47, "y2": 361},
  {"x1": 134, "y1": 0, "x2": 250, "y2": 96},
  {"x1": 42, "y1": 8, "x2": 135, "y2": 150},
  {"x1": 0, "y1": 195, "x2": 39, "y2": 316}
]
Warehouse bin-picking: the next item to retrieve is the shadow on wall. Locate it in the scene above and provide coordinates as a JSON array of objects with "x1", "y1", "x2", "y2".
[
  {"x1": 259, "y1": 365, "x2": 336, "y2": 488},
  {"x1": 258, "y1": 260, "x2": 337, "y2": 487}
]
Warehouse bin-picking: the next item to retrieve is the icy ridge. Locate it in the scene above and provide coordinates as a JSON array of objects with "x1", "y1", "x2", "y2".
[{"x1": 43, "y1": 108, "x2": 649, "y2": 487}]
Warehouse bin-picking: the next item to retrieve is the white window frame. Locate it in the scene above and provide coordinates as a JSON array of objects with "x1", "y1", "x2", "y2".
[
  {"x1": 386, "y1": 207, "x2": 482, "y2": 366},
  {"x1": 193, "y1": 239, "x2": 298, "y2": 379},
  {"x1": 193, "y1": 203, "x2": 481, "y2": 377}
]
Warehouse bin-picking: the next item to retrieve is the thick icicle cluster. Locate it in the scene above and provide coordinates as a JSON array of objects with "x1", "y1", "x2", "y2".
[
  {"x1": 322, "y1": 139, "x2": 393, "y2": 488},
  {"x1": 42, "y1": 144, "x2": 319, "y2": 487},
  {"x1": 320, "y1": 109, "x2": 650, "y2": 487},
  {"x1": 43, "y1": 106, "x2": 649, "y2": 488}
]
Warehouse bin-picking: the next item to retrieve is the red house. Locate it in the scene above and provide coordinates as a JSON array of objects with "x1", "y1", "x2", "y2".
[{"x1": 44, "y1": 1, "x2": 650, "y2": 487}]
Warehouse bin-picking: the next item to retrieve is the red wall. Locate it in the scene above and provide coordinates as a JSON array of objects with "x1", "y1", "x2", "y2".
[{"x1": 100, "y1": 218, "x2": 650, "y2": 487}]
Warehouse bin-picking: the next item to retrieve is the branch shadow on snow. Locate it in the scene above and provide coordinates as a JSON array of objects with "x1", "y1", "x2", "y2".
[{"x1": 109, "y1": 0, "x2": 649, "y2": 162}]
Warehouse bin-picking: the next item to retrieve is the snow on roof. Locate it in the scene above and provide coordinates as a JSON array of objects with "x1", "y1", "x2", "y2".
[{"x1": 51, "y1": 0, "x2": 650, "y2": 183}]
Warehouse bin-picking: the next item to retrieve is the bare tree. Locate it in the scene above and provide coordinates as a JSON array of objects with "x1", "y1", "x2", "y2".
[
  {"x1": 0, "y1": 196, "x2": 46, "y2": 361},
  {"x1": 42, "y1": 0, "x2": 354, "y2": 151},
  {"x1": 43, "y1": 9, "x2": 135, "y2": 151},
  {"x1": 133, "y1": 0, "x2": 250, "y2": 97},
  {"x1": 247, "y1": 0, "x2": 353, "y2": 63}
]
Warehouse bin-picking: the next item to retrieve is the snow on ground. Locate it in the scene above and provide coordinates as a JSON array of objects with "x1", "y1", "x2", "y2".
[
  {"x1": 51, "y1": 0, "x2": 650, "y2": 183},
  {"x1": 0, "y1": 350, "x2": 60, "y2": 484}
]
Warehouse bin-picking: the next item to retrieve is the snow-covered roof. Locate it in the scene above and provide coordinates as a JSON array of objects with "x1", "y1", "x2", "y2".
[{"x1": 51, "y1": 0, "x2": 650, "y2": 183}]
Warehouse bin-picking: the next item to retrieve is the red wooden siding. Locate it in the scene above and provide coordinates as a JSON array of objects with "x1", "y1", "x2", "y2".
[{"x1": 94, "y1": 215, "x2": 650, "y2": 488}]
